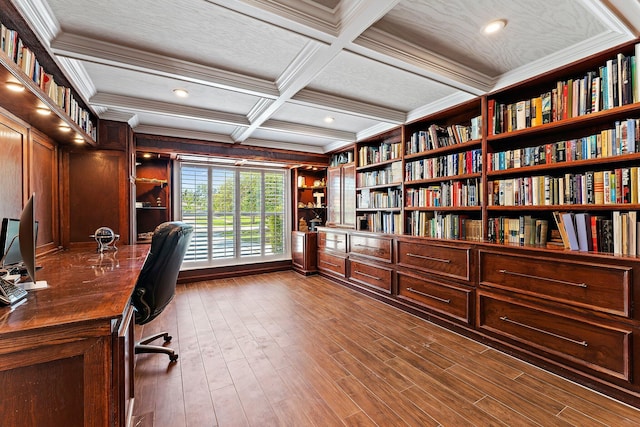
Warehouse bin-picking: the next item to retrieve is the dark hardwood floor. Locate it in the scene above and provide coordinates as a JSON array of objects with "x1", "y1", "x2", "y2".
[{"x1": 132, "y1": 271, "x2": 640, "y2": 426}]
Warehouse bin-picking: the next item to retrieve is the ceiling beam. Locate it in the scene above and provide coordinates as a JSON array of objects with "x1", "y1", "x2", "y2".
[{"x1": 233, "y1": 0, "x2": 402, "y2": 143}]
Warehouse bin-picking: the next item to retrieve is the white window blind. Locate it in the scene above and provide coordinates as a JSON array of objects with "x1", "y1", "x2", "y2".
[{"x1": 178, "y1": 162, "x2": 288, "y2": 266}]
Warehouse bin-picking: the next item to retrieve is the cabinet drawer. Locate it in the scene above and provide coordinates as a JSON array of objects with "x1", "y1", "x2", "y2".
[
  {"x1": 479, "y1": 251, "x2": 632, "y2": 318},
  {"x1": 397, "y1": 240, "x2": 471, "y2": 281},
  {"x1": 477, "y1": 292, "x2": 632, "y2": 381},
  {"x1": 397, "y1": 272, "x2": 472, "y2": 324},
  {"x1": 318, "y1": 251, "x2": 346, "y2": 276},
  {"x1": 349, "y1": 233, "x2": 392, "y2": 262},
  {"x1": 349, "y1": 259, "x2": 392, "y2": 293},
  {"x1": 318, "y1": 230, "x2": 347, "y2": 253}
]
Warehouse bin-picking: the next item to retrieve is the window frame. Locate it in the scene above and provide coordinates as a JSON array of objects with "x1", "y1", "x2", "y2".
[{"x1": 174, "y1": 159, "x2": 291, "y2": 269}]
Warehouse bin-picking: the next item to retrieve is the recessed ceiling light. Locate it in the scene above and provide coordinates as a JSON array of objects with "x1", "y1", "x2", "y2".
[
  {"x1": 36, "y1": 107, "x2": 51, "y2": 115},
  {"x1": 324, "y1": 116, "x2": 335, "y2": 123},
  {"x1": 6, "y1": 81, "x2": 24, "y2": 92},
  {"x1": 173, "y1": 88, "x2": 189, "y2": 98},
  {"x1": 74, "y1": 136, "x2": 84, "y2": 144},
  {"x1": 483, "y1": 19, "x2": 507, "y2": 34},
  {"x1": 59, "y1": 124, "x2": 71, "y2": 132},
  {"x1": 143, "y1": 153, "x2": 152, "y2": 158}
]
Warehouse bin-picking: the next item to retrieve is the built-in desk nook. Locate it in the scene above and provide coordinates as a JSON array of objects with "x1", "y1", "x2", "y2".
[{"x1": 0, "y1": 245, "x2": 148, "y2": 427}]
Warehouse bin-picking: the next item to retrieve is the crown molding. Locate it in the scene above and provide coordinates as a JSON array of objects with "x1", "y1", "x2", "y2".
[
  {"x1": 204, "y1": 0, "x2": 339, "y2": 41},
  {"x1": 292, "y1": 89, "x2": 406, "y2": 123},
  {"x1": 133, "y1": 125, "x2": 236, "y2": 144},
  {"x1": 604, "y1": 0, "x2": 640, "y2": 36},
  {"x1": 492, "y1": 31, "x2": 634, "y2": 91},
  {"x1": 98, "y1": 109, "x2": 137, "y2": 123},
  {"x1": 90, "y1": 92, "x2": 250, "y2": 126},
  {"x1": 11, "y1": 0, "x2": 59, "y2": 45},
  {"x1": 56, "y1": 57, "x2": 96, "y2": 105},
  {"x1": 277, "y1": 40, "x2": 326, "y2": 93},
  {"x1": 262, "y1": 119, "x2": 355, "y2": 140},
  {"x1": 406, "y1": 92, "x2": 476, "y2": 123},
  {"x1": 582, "y1": 0, "x2": 637, "y2": 37},
  {"x1": 243, "y1": 138, "x2": 325, "y2": 153},
  {"x1": 352, "y1": 27, "x2": 494, "y2": 95},
  {"x1": 246, "y1": 98, "x2": 274, "y2": 124},
  {"x1": 355, "y1": 122, "x2": 399, "y2": 142},
  {"x1": 322, "y1": 139, "x2": 354, "y2": 153},
  {"x1": 51, "y1": 32, "x2": 280, "y2": 98}
]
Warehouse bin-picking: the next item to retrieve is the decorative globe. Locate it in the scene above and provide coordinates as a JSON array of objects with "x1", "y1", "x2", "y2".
[{"x1": 91, "y1": 227, "x2": 120, "y2": 252}]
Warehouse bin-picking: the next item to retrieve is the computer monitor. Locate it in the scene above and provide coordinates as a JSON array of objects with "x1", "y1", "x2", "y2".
[
  {"x1": 18, "y1": 194, "x2": 37, "y2": 283},
  {"x1": 0, "y1": 218, "x2": 21, "y2": 266}
]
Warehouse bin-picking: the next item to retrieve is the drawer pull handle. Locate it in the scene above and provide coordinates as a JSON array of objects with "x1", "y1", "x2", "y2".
[
  {"x1": 406, "y1": 253, "x2": 451, "y2": 263},
  {"x1": 406, "y1": 287, "x2": 451, "y2": 304},
  {"x1": 354, "y1": 270, "x2": 381, "y2": 281},
  {"x1": 499, "y1": 316, "x2": 588, "y2": 347},
  {"x1": 498, "y1": 270, "x2": 587, "y2": 288},
  {"x1": 320, "y1": 260, "x2": 339, "y2": 267}
]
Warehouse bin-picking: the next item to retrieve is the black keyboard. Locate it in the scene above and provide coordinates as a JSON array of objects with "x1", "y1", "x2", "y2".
[{"x1": 0, "y1": 277, "x2": 28, "y2": 305}]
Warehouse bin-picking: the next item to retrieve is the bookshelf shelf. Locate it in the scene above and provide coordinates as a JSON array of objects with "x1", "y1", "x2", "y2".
[
  {"x1": 356, "y1": 158, "x2": 401, "y2": 172},
  {"x1": 404, "y1": 139, "x2": 482, "y2": 160},
  {"x1": 405, "y1": 172, "x2": 482, "y2": 186},
  {"x1": 0, "y1": 9, "x2": 97, "y2": 145}
]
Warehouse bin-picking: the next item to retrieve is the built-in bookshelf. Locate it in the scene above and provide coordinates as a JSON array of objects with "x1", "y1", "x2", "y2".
[
  {"x1": 403, "y1": 99, "x2": 483, "y2": 240},
  {"x1": 355, "y1": 127, "x2": 403, "y2": 234},
  {"x1": 0, "y1": 5, "x2": 97, "y2": 144},
  {"x1": 485, "y1": 39, "x2": 640, "y2": 255}
]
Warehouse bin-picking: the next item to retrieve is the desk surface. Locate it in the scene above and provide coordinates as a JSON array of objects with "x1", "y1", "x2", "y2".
[{"x1": 0, "y1": 245, "x2": 149, "y2": 334}]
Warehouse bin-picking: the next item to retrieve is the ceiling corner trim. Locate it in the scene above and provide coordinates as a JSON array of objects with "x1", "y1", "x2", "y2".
[
  {"x1": 492, "y1": 31, "x2": 635, "y2": 91},
  {"x1": 134, "y1": 125, "x2": 236, "y2": 144},
  {"x1": 582, "y1": 0, "x2": 638, "y2": 37},
  {"x1": 406, "y1": 92, "x2": 477, "y2": 123},
  {"x1": 12, "y1": 0, "x2": 60, "y2": 44},
  {"x1": 352, "y1": 27, "x2": 494, "y2": 95}
]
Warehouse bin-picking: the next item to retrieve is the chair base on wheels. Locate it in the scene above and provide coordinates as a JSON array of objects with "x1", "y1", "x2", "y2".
[{"x1": 135, "y1": 331, "x2": 178, "y2": 362}]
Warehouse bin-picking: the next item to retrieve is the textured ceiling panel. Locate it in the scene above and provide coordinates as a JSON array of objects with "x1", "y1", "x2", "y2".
[
  {"x1": 271, "y1": 102, "x2": 382, "y2": 132},
  {"x1": 81, "y1": 62, "x2": 261, "y2": 115},
  {"x1": 308, "y1": 50, "x2": 458, "y2": 111},
  {"x1": 132, "y1": 112, "x2": 242, "y2": 134},
  {"x1": 47, "y1": 0, "x2": 311, "y2": 80},
  {"x1": 374, "y1": 0, "x2": 609, "y2": 76}
]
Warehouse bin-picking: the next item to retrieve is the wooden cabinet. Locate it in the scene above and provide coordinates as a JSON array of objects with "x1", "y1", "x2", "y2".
[
  {"x1": 292, "y1": 167, "x2": 326, "y2": 232},
  {"x1": 326, "y1": 150, "x2": 356, "y2": 228},
  {"x1": 349, "y1": 258, "x2": 393, "y2": 293},
  {"x1": 479, "y1": 250, "x2": 632, "y2": 317},
  {"x1": 291, "y1": 231, "x2": 317, "y2": 275},
  {"x1": 477, "y1": 291, "x2": 633, "y2": 382},
  {"x1": 397, "y1": 271, "x2": 473, "y2": 324},
  {"x1": 317, "y1": 229, "x2": 348, "y2": 278},
  {"x1": 135, "y1": 156, "x2": 170, "y2": 242},
  {"x1": 396, "y1": 237, "x2": 473, "y2": 282}
]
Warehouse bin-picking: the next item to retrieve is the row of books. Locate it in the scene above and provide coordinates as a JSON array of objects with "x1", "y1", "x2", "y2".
[
  {"x1": 488, "y1": 44, "x2": 640, "y2": 135},
  {"x1": 406, "y1": 211, "x2": 482, "y2": 241},
  {"x1": 359, "y1": 212, "x2": 402, "y2": 234},
  {"x1": 406, "y1": 117, "x2": 482, "y2": 155},
  {"x1": 0, "y1": 21, "x2": 96, "y2": 139},
  {"x1": 356, "y1": 161, "x2": 403, "y2": 187},
  {"x1": 356, "y1": 187, "x2": 402, "y2": 209},
  {"x1": 358, "y1": 142, "x2": 401, "y2": 166},
  {"x1": 488, "y1": 118, "x2": 640, "y2": 171},
  {"x1": 405, "y1": 149, "x2": 482, "y2": 182},
  {"x1": 405, "y1": 178, "x2": 481, "y2": 208},
  {"x1": 489, "y1": 168, "x2": 640, "y2": 207},
  {"x1": 553, "y1": 211, "x2": 636, "y2": 255},
  {"x1": 487, "y1": 215, "x2": 549, "y2": 247}
]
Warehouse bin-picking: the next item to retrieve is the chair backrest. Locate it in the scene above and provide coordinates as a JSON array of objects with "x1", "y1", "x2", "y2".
[{"x1": 132, "y1": 221, "x2": 194, "y2": 325}]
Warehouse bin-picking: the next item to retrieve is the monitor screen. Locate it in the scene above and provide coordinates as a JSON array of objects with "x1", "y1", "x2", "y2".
[
  {"x1": 19, "y1": 194, "x2": 37, "y2": 283},
  {"x1": 0, "y1": 218, "x2": 21, "y2": 266}
]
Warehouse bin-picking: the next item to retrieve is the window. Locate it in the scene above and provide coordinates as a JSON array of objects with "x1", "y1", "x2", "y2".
[{"x1": 178, "y1": 161, "x2": 289, "y2": 267}]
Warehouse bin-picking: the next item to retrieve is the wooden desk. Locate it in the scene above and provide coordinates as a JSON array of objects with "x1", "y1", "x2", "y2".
[{"x1": 0, "y1": 245, "x2": 148, "y2": 427}]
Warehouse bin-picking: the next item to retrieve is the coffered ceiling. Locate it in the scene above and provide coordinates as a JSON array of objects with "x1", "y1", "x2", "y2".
[{"x1": 12, "y1": 0, "x2": 640, "y2": 154}]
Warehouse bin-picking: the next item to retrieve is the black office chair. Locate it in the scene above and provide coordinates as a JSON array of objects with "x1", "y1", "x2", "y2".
[{"x1": 131, "y1": 221, "x2": 194, "y2": 362}]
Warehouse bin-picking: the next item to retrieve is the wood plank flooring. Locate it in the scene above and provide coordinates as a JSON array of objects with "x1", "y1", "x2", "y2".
[{"x1": 132, "y1": 271, "x2": 640, "y2": 426}]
